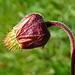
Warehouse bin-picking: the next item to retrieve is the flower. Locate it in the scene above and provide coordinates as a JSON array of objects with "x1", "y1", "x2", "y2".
[{"x1": 3, "y1": 13, "x2": 50, "y2": 50}]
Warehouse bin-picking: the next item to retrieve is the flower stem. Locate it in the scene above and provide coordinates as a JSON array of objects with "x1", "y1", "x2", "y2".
[{"x1": 45, "y1": 21, "x2": 75, "y2": 75}]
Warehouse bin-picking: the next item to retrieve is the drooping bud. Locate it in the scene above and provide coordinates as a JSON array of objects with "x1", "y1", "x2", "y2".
[{"x1": 3, "y1": 13, "x2": 50, "y2": 50}]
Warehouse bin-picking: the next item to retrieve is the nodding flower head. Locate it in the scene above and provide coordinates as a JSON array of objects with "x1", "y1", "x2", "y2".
[{"x1": 3, "y1": 13, "x2": 50, "y2": 51}]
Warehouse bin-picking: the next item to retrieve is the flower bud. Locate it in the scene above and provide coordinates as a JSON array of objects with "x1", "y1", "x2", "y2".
[{"x1": 3, "y1": 13, "x2": 50, "y2": 50}]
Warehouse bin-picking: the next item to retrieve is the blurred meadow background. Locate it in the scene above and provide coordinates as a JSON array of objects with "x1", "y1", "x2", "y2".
[{"x1": 0, "y1": 0, "x2": 75, "y2": 75}]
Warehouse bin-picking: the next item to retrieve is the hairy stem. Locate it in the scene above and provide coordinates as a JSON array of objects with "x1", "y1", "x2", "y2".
[{"x1": 45, "y1": 21, "x2": 75, "y2": 75}]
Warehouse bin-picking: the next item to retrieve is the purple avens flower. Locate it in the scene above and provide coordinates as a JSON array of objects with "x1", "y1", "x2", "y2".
[
  {"x1": 3, "y1": 13, "x2": 50, "y2": 50},
  {"x1": 3, "y1": 13, "x2": 75, "y2": 75}
]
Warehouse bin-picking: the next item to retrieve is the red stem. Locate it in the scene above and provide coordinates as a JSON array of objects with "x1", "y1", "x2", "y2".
[{"x1": 45, "y1": 21, "x2": 75, "y2": 75}]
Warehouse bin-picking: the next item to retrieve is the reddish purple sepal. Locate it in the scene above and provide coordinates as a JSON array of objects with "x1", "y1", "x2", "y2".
[{"x1": 14, "y1": 13, "x2": 50, "y2": 49}]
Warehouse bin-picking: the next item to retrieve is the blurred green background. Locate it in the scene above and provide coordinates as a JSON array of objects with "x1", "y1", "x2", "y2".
[{"x1": 0, "y1": 0, "x2": 75, "y2": 75}]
